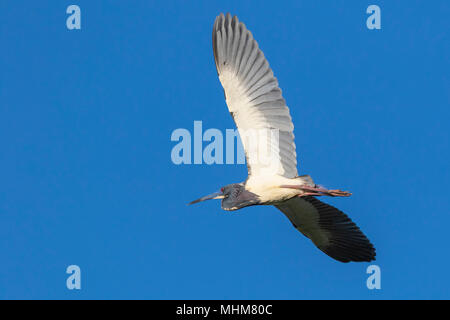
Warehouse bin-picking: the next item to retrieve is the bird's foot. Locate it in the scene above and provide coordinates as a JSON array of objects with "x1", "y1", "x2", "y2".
[
  {"x1": 301, "y1": 185, "x2": 351, "y2": 197},
  {"x1": 326, "y1": 189, "x2": 352, "y2": 197},
  {"x1": 280, "y1": 184, "x2": 352, "y2": 197}
]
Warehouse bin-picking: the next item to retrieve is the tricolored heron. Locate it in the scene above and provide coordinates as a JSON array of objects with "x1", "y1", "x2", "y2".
[{"x1": 190, "y1": 13, "x2": 375, "y2": 263}]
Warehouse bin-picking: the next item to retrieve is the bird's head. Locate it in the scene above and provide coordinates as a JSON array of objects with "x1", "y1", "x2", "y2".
[{"x1": 188, "y1": 183, "x2": 260, "y2": 211}]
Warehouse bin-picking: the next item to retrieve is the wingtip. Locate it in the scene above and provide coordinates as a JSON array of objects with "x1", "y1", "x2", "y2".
[{"x1": 214, "y1": 12, "x2": 239, "y2": 28}]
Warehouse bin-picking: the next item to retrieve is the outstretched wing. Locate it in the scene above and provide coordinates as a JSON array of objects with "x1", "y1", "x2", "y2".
[
  {"x1": 212, "y1": 13, "x2": 298, "y2": 179},
  {"x1": 275, "y1": 196, "x2": 376, "y2": 263}
]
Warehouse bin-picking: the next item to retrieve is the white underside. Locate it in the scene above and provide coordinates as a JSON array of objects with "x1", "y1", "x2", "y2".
[{"x1": 245, "y1": 175, "x2": 313, "y2": 204}]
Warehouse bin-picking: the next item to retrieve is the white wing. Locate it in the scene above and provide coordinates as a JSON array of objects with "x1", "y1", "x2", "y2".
[
  {"x1": 275, "y1": 196, "x2": 376, "y2": 262},
  {"x1": 213, "y1": 13, "x2": 298, "y2": 179}
]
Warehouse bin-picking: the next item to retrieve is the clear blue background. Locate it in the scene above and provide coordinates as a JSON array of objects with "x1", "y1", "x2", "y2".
[{"x1": 0, "y1": 0, "x2": 449, "y2": 299}]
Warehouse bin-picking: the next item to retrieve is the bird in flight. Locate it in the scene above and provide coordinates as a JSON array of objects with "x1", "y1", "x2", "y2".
[{"x1": 189, "y1": 13, "x2": 375, "y2": 263}]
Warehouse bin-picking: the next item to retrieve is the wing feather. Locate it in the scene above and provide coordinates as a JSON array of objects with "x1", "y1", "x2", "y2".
[
  {"x1": 275, "y1": 196, "x2": 376, "y2": 263},
  {"x1": 213, "y1": 13, "x2": 298, "y2": 178}
]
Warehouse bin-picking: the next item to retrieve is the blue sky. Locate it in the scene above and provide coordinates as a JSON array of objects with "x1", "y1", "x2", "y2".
[{"x1": 0, "y1": 1, "x2": 449, "y2": 299}]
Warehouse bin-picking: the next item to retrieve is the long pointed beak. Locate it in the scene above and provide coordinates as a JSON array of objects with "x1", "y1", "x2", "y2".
[{"x1": 188, "y1": 191, "x2": 224, "y2": 205}]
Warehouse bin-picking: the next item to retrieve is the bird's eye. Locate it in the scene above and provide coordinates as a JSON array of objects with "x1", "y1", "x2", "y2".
[{"x1": 220, "y1": 187, "x2": 224, "y2": 193}]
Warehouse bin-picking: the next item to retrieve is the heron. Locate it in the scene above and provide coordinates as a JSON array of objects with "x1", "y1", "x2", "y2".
[{"x1": 189, "y1": 13, "x2": 376, "y2": 263}]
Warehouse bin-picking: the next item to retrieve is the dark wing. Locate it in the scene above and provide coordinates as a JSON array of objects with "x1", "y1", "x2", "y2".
[{"x1": 275, "y1": 196, "x2": 376, "y2": 263}]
